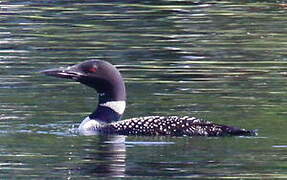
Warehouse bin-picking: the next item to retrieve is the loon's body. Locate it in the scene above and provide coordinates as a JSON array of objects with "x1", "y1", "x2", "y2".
[{"x1": 41, "y1": 60, "x2": 255, "y2": 136}]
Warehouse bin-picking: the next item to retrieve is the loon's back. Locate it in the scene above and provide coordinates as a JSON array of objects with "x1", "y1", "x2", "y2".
[{"x1": 95, "y1": 116, "x2": 256, "y2": 136}]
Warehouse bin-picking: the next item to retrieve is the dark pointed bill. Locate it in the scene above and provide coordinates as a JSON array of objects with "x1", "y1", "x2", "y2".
[{"x1": 40, "y1": 67, "x2": 82, "y2": 79}]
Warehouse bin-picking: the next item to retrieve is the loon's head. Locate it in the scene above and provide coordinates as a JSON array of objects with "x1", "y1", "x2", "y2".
[
  {"x1": 41, "y1": 60, "x2": 126, "y2": 102},
  {"x1": 42, "y1": 59, "x2": 127, "y2": 125}
]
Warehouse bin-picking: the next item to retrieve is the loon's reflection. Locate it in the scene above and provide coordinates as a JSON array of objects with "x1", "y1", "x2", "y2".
[{"x1": 75, "y1": 135, "x2": 126, "y2": 177}]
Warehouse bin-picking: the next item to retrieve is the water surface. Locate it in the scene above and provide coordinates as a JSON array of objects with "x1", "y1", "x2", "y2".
[{"x1": 1, "y1": 0, "x2": 287, "y2": 178}]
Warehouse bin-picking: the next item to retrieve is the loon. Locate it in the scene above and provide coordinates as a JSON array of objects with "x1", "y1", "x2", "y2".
[{"x1": 41, "y1": 60, "x2": 256, "y2": 136}]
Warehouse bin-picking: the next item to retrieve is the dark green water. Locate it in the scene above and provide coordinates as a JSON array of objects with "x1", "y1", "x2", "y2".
[{"x1": 1, "y1": 0, "x2": 287, "y2": 178}]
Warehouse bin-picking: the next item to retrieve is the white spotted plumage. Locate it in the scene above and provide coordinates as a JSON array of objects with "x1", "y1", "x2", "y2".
[{"x1": 106, "y1": 116, "x2": 222, "y2": 136}]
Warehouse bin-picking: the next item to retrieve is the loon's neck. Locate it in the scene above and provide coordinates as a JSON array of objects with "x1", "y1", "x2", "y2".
[
  {"x1": 82, "y1": 61, "x2": 127, "y2": 123},
  {"x1": 89, "y1": 91, "x2": 126, "y2": 123}
]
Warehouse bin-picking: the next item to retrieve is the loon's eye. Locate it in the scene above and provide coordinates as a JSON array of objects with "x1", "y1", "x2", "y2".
[{"x1": 87, "y1": 66, "x2": 97, "y2": 73}]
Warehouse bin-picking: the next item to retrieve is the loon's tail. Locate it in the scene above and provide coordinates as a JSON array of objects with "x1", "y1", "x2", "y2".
[{"x1": 224, "y1": 125, "x2": 257, "y2": 136}]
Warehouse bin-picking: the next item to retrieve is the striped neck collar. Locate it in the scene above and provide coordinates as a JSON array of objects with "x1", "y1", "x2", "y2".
[{"x1": 89, "y1": 100, "x2": 126, "y2": 123}]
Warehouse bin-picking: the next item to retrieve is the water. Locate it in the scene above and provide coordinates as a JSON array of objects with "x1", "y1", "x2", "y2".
[{"x1": 1, "y1": 0, "x2": 287, "y2": 178}]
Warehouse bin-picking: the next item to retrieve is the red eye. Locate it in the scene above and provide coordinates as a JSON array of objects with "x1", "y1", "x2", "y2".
[{"x1": 88, "y1": 67, "x2": 97, "y2": 73}]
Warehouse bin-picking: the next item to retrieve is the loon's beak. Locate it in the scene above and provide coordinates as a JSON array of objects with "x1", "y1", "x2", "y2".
[{"x1": 40, "y1": 66, "x2": 83, "y2": 80}]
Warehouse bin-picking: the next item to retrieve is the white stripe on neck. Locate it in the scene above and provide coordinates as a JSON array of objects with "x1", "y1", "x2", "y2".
[{"x1": 99, "y1": 101, "x2": 126, "y2": 115}]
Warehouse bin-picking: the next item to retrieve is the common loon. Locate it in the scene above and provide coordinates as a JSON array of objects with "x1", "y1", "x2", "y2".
[{"x1": 41, "y1": 60, "x2": 256, "y2": 136}]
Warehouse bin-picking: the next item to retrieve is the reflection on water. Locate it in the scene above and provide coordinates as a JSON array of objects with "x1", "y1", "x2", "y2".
[
  {"x1": 74, "y1": 136, "x2": 127, "y2": 177},
  {"x1": 0, "y1": 133, "x2": 286, "y2": 178},
  {"x1": 1, "y1": 0, "x2": 287, "y2": 178}
]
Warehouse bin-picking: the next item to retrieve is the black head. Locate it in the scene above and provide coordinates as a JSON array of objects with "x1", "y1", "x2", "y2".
[{"x1": 41, "y1": 60, "x2": 126, "y2": 102}]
